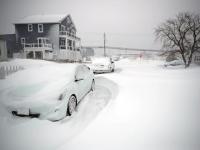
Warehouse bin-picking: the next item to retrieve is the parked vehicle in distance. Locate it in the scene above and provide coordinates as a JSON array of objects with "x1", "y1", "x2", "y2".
[
  {"x1": 82, "y1": 57, "x2": 92, "y2": 63},
  {"x1": 164, "y1": 59, "x2": 183, "y2": 67},
  {"x1": 89, "y1": 57, "x2": 115, "y2": 73},
  {"x1": 1, "y1": 64, "x2": 95, "y2": 121},
  {"x1": 111, "y1": 55, "x2": 120, "y2": 61}
]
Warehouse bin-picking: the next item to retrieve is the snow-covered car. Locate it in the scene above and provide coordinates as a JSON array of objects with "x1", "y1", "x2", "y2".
[
  {"x1": 111, "y1": 55, "x2": 120, "y2": 61},
  {"x1": 164, "y1": 59, "x2": 183, "y2": 67},
  {"x1": 1, "y1": 64, "x2": 95, "y2": 121},
  {"x1": 89, "y1": 57, "x2": 115, "y2": 73}
]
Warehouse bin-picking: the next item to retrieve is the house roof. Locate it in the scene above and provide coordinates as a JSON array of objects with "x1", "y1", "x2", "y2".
[{"x1": 14, "y1": 14, "x2": 69, "y2": 24}]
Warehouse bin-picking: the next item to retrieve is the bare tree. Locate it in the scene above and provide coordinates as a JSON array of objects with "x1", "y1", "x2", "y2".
[{"x1": 155, "y1": 12, "x2": 200, "y2": 68}]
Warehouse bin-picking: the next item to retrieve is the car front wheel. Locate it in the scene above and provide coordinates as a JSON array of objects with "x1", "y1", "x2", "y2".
[{"x1": 67, "y1": 95, "x2": 77, "y2": 116}]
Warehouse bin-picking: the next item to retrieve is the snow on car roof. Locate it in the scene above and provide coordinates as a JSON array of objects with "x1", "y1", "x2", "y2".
[
  {"x1": 10, "y1": 64, "x2": 78, "y2": 85},
  {"x1": 0, "y1": 60, "x2": 81, "y2": 92},
  {"x1": 0, "y1": 61, "x2": 82, "y2": 103},
  {"x1": 14, "y1": 14, "x2": 68, "y2": 24},
  {"x1": 91, "y1": 57, "x2": 111, "y2": 64}
]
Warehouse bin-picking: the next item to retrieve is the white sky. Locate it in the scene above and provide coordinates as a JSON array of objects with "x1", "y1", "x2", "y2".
[{"x1": 0, "y1": 0, "x2": 200, "y2": 49}]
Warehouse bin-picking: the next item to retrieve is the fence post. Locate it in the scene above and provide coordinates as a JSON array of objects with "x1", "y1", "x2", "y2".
[
  {"x1": 6, "y1": 66, "x2": 9, "y2": 76},
  {"x1": 0, "y1": 67, "x2": 6, "y2": 79}
]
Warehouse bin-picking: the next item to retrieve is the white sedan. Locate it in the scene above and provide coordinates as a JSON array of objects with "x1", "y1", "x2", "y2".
[
  {"x1": 89, "y1": 57, "x2": 115, "y2": 73},
  {"x1": 164, "y1": 59, "x2": 183, "y2": 67},
  {"x1": 1, "y1": 64, "x2": 95, "y2": 121}
]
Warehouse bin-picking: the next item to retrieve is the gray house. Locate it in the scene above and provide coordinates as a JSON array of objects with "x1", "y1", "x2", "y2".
[{"x1": 14, "y1": 14, "x2": 82, "y2": 61}]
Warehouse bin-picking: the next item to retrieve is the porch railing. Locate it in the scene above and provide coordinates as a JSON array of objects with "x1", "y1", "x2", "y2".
[
  {"x1": 59, "y1": 31, "x2": 81, "y2": 40},
  {"x1": 24, "y1": 43, "x2": 53, "y2": 48}
]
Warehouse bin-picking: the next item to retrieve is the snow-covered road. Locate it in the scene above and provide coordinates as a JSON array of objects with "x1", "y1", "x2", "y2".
[
  {"x1": 58, "y1": 59, "x2": 200, "y2": 150},
  {"x1": 0, "y1": 59, "x2": 200, "y2": 150}
]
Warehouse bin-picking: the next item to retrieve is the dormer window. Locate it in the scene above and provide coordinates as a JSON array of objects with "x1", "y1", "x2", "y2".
[
  {"x1": 38, "y1": 24, "x2": 43, "y2": 33},
  {"x1": 61, "y1": 25, "x2": 66, "y2": 31},
  {"x1": 28, "y1": 24, "x2": 33, "y2": 32}
]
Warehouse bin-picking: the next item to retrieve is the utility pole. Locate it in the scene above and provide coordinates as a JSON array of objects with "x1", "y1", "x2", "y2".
[{"x1": 104, "y1": 33, "x2": 106, "y2": 56}]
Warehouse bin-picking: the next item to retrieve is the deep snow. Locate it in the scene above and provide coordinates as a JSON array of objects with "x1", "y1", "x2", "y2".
[{"x1": 0, "y1": 58, "x2": 200, "y2": 150}]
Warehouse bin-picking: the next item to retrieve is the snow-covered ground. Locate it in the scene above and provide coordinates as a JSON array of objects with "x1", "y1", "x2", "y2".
[{"x1": 0, "y1": 58, "x2": 200, "y2": 150}]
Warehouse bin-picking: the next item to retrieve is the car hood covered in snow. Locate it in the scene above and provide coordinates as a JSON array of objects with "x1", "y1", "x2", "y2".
[{"x1": 0, "y1": 64, "x2": 78, "y2": 106}]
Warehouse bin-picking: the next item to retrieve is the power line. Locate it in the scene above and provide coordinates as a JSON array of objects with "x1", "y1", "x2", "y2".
[
  {"x1": 81, "y1": 32, "x2": 164, "y2": 54},
  {"x1": 82, "y1": 45, "x2": 164, "y2": 53}
]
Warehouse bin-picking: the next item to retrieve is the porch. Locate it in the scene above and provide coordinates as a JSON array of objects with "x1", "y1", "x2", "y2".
[{"x1": 23, "y1": 43, "x2": 53, "y2": 60}]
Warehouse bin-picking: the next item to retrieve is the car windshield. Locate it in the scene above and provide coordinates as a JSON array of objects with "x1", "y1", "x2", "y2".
[{"x1": 92, "y1": 57, "x2": 110, "y2": 64}]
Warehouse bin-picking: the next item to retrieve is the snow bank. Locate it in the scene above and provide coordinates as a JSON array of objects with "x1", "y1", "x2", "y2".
[
  {"x1": 0, "y1": 59, "x2": 55, "y2": 68},
  {"x1": 1, "y1": 59, "x2": 200, "y2": 150}
]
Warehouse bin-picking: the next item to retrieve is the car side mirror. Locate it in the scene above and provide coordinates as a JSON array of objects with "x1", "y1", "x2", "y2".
[{"x1": 75, "y1": 76, "x2": 84, "y2": 82}]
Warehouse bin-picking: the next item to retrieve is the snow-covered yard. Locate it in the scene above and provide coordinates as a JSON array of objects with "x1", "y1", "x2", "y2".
[{"x1": 0, "y1": 58, "x2": 200, "y2": 150}]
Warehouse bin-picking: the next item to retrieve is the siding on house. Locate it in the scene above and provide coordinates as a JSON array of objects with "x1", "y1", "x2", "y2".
[
  {"x1": 0, "y1": 34, "x2": 17, "y2": 58},
  {"x1": 0, "y1": 39, "x2": 7, "y2": 61},
  {"x1": 48, "y1": 24, "x2": 60, "y2": 50},
  {"x1": 15, "y1": 24, "x2": 55, "y2": 44}
]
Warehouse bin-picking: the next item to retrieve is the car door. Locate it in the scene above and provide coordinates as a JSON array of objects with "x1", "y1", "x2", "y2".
[
  {"x1": 75, "y1": 66, "x2": 88, "y2": 100},
  {"x1": 82, "y1": 65, "x2": 92, "y2": 91}
]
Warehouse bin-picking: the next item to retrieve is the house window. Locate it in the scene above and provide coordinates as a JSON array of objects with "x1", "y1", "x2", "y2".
[
  {"x1": 61, "y1": 25, "x2": 66, "y2": 31},
  {"x1": 21, "y1": 37, "x2": 25, "y2": 48},
  {"x1": 67, "y1": 17, "x2": 71, "y2": 24},
  {"x1": 67, "y1": 39, "x2": 72, "y2": 50},
  {"x1": 28, "y1": 24, "x2": 33, "y2": 32},
  {"x1": 59, "y1": 37, "x2": 66, "y2": 49},
  {"x1": 71, "y1": 30, "x2": 75, "y2": 36},
  {"x1": 21, "y1": 37, "x2": 25, "y2": 44},
  {"x1": 38, "y1": 24, "x2": 43, "y2": 33},
  {"x1": 73, "y1": 41, "x2": 75, "y2": 50},
  {"x1": 195, "y1": 56, "x2": 200, "y2": 62}
]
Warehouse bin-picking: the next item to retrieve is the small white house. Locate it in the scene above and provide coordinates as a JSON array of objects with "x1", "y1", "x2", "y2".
[
  {"x1": 193, "y1": 51, "x2": 200, "y2": 64},
  {"x1": 0, "y1": 39, "x2": 7, "y2": 61}
]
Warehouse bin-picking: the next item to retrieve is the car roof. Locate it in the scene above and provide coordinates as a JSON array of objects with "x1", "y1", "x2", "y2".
[{"x1": 6, "y1": 63, "x2": 82, "y2": 87}]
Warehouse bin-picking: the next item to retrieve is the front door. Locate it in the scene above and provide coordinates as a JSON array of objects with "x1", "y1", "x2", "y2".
[
  {"x1": 37, "y1": 38, "x2": 45, "y2": 47},
  {"x1": 75, "y1": 66, "x2": 88, "y2": 101}
]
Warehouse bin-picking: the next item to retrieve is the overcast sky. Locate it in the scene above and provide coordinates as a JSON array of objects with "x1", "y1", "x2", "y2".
[{"x1": 0, "y1": 0, "x2": 200, "y2": 49}]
